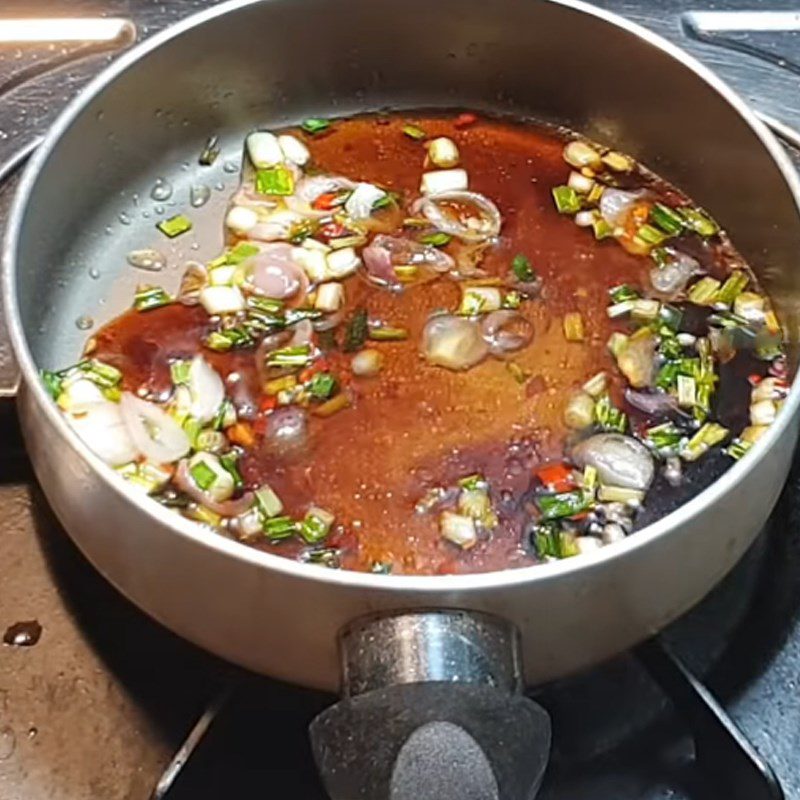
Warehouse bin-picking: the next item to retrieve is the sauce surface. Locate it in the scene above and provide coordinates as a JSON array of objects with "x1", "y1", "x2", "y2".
[{"x1": 55, "y1": 113, "x2": 786, "y2": 574}]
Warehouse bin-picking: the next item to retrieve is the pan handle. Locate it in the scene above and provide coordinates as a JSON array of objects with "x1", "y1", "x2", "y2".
[{"x1": 309, "y1": 610, "x2": 551, "y2": 800}]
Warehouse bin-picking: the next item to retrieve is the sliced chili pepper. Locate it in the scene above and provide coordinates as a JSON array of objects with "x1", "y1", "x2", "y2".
[
  {"x1": 748, "y1": 374, "x2": 763, "y2": 386},
  {"x1": 534, "y1": 463, "x2": 576, "y2": 494},
  {"x1": 312, "y1": 192, "x2": 340, "y2": 211},
  {"x1": 454, "y1": 112, "x2": 478, "y2": 129},
  {"x1": 317, "y1": 221, "x2": 350, "y2": 242},
  {"x1": 259, "y1": 395, "x2": 278, "y2": 413}
]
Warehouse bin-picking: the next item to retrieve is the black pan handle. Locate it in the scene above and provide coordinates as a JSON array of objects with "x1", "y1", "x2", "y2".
[{"x1": 309, "y1": 610, "x2": 551, "y2": 800}]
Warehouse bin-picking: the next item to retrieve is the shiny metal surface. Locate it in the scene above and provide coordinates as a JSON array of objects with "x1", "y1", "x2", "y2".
[
  {"x1": 340, "y1": 611, "x2": 522, "y2": 696},
  {"x1": 4, "y1": 0, "x2": 800, "y2": 691}
]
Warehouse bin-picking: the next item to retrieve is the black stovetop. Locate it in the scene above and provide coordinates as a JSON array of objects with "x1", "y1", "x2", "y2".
[{"x1": 2, "y1": 2, "x2": 800, "y2": 799}]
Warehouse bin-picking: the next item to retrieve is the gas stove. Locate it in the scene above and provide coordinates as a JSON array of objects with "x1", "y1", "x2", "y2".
[{"x1": 2, "y1": 2, "x2": 800, "y2": 799}]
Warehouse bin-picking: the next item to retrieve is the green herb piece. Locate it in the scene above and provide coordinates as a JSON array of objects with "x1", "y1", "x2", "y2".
[
  {"x1": 582, "y1": 464, "x2": 598, "y2": 493},
  {"x1": 659, "y1": 304, "x2": 683, "y2": 333},
  {"x1": 198, "y1": 135, "x2": 220, "y2": 166},
  {"x1": 157, "y1": 214, "x2": 193, "y2": 239},
  {"x1": 255, "y1": 166, "x2": 295, "y2": 196},
  {"x1": 372, "y1": 191, "x2": 400, "y2": 210},
  {"x1": 681, "y1": 422, "x2": 729, "y2": 461},
  {"x1": 419, "y1": 232, "x2": 452, "y2": 247},
  {"x1": 41, "y1": 370, "x2": 63, "y2": 399},
  {"x1": 300, "y1": 507, "x2": 335, "y2": 544},
  {"x1": 533, "y1": 521, "x2": 580, "y2": 558},
  {"x1": 369, "y1": 326, "x2": 408, "y2": 341},
  {"x1": 79, "y1": 359, "x2": 123, "y2": 389},
  {"x1": 688, "y1": 277, "x2": 721, "y2": 306},
  {"x1": 189, "y1": 460, "x2": 217, "y2": 491},
  {"x1": 301, "y1": 118, "x2": 331, "y2": 135},
  {"x1": 725, "y1": 438, "x2": 752, "y2": 461},
  {"x1": 635, "y1": 224, "x2": 669, "y2": 246},
  {"x1": 205, "y1": 328, "x2": 253, "y2": 352},
  {"x1": 594, "y1": 393, "x2": 627, "y2": 433},
  {"x1": 284, "y1": 308, "x2": 323, "y2": 326},
  {"x1": 755, "y1": 331, "x2": 783, "y2": 361},
  {"x1": 552, "y1": 185, "x2": 581, "y2": 214},
  {"x1": 503, "y1": 290, "x2": 522, "y2": 310},
  {"x1": 247, "y1": 295, "x2": 284, "y2": 315},
  {"x1": 650, "y1": 203, "x2": 685, "y2": 236},
  {"x1": 170, "y1": 361, "x2": 191, "y2": 386},
  {"x1": 537, "y1": 490, "x2": 589, "y2": 520},
  {"x1": 714, "y1": 271, "x2": 749, "y2": 307},
  {"x1": 305, "y1": 548, "x2": 342, "y2": 568},
  {"x1": 512, "y1": 253, "x2": 536, "y2": 282},
  {"x1": 266, "y1": 344, "x2": 313, "y2": 368},
  {"x1": 677, "y1": 374, "x2": 696, "y2": 408},
  {"x1": 263, "y1": 515, "x2": 298, "y2": 541},
  {"x1": 592, "y1": 217, "x2": 614, "y2": 240},
  {"x1": 308, "y1": 372, "x2": 338, "y2": 400},
  {"x1": 254, "y1": 484, "x2": 283, "y2": 518},
  {"x1": 181, "y1": 416, "x2": 202, "y2": 447},
  {"x1": 679, "y1": 207, "x2": 719, "y2": 237},
  {"x1": 645, "y1": 421, "x2": 684, "y2": 452},
  {"x1": 288, "y1": 220, "x2": 318, "y2": 244},
  {"x1": 370, "y1": 561, "x2": 393, "y2": 574},
  {"x1": 218, "y1": 452, "x2": 243, "y2": 492},
  {"x1": 651, "y1": 247, "x2": 671, "y2": 268},
  {"x1": 226, "y1": 242, "x2": 260, "y2": 265},
  {"x1": 659, "y1": 334, "x2": 683, "y2": 360},
  {"x1": 134, "y1": 285, "x2": 173, "y2": 311},
  {"x1": 609, "y1": 284, "x2": 639, "y2": 304},
  {"x1": 458, "y1": 474, "x2": 487, "y2": 491},
  {"x1": 343, "y1": 307, "x2": 369, "y2": 353},
  {"x1": 402, "y1": 124, "x2": 427, "y2": 140}
]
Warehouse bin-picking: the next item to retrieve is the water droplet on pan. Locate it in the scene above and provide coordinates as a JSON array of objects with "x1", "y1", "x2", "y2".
[
  {"x1": 75, "y1": 315, "x2": 94, "y2": 331},
  {"x1": 190, "y1": 184, "x2": 211, "y2": 208},
  {"x1": 127, "y1": 248, "x2": 166, "y2": 272},
  {"x1": 150, "y1": 177, "x2": 173, "y2": 201}
]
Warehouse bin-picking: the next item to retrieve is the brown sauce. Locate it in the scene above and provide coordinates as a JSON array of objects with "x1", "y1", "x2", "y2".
[{"x1": 85, "y1": 114, "x2": 780, "y2": 574}]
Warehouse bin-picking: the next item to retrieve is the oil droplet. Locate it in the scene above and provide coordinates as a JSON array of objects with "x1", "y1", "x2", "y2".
[
  {"x1": 142, "y1": 211, "x2": 151, "y2": 219},
  {"x1": 104, "y1": 226, "x2": 113, "y2": 236},
  {"x1": 190, "y1": 242, "x2": 200, "y2": 251},
  {"x1": 127, "y1": 248, "x2": 166, "y2": 272},
  {"x1": 0, "y1": 727, "x2": 16, "y2": 760},
  {"x1": 190, "y1": 184, "x2": 211, "y2": 208},
  {"x1": 75, "y1": 315, "x2": 94, "y2": 331},
  {"x1": 150, "y1": 177, "x2": 173, "y2": 201},
  {"x1": 154, "y1": 205, "x2": 165, "y2": 215},
  {"x1": 223, "y1": 160, "x2": 239, "y2": 174},
  {"x1": 88, "y1": 268, "x2": 100, "y2": 280},
  {"x1": 28, "y1": 727, "x2": 37, "y2": 740},
  {"x1": 118, "y1": 211, "x2": 131, "y2": 225},
  {"x1": 214, "y1": 181, "x2": 225, "y2": 191}
]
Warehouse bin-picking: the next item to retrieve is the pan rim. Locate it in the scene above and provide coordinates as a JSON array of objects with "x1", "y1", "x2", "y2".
[{"x1": 4, "y1": 0, "x2": 800, "y2": 593}]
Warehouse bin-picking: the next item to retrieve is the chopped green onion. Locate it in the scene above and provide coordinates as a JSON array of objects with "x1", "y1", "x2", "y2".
[
  {"x1": 714, "y1": 271, "x2": 749, "y2": 307},
  {"x1": 458, "y1": 474, "x2": 487, "y2": 491},
  {"x1": 512, "y1": 253, "x2": 536, "y2": 282},
  {"x1": 301, "y1": 118, "x2": 331, "y2": 135},
  {"x1": 190, "y1": 460, "x2": 217, "y2": 491},
  {"x1": 597, "y1": 485, "x2": 645, "y2": 504},
  {"x1": 266, "y1": 344, "x2": 313, "y2": 368},
  {"x1": 157, "y1": 214, "x2": 193, "y2": 239},
  {"x1": 205, "y1": 328, "x2": 253, "y2": 352},
  {"x1": 594, "y1": 393, "x2": 627, "y2": 433},
  {"x1": 41, "y1": 370, "x2": 63, "y2": 399},
  {"x1": 134, "y1": 285, "x2": 173, "y2": 311},
  {"x1": 263, "y1": 515, "x2": 298, "y2": 541},
  {"x1": 369, "y1": 326, "x2": 409, "y2": 341},
  {"x1": 725, "y1": 438, "x2": 752, "y2": 461},
  {"x1": 582, "y1": 464, "x2": 598, "y2": 492},
  {"x1": 659, "y1": 334, "x2": 683, "y2": 360},
  {"x1": 198, "y1": 135, "x2": 221, "y2": 166},
  {"x1": 195, "y1": 429, "x2": 226, "y2": 454},
  {"x1": 343, "y1": 307, "x2": 369, "y2": 353},
  {"x1": 563, "y1": 312, "x2": 585, "y2": 342},
  {"x1": 79, "y1": 359, "x2": 123, "y2": 389},
  {"x1": 370, "y1": 560, "x2": 393, "y2": 574},
  {"x1": 226, "y1": 242, "x2": 260, "y2": 265},
  {"x1": 609, "y1": 284, "x2": 639, "y2": 304},
  {"x1": 650, "y1": 203, "x2": 685, "y2": 236},
  {"x1": 651, "y1": 247, "x2": 671, "y2": 268},
  {"x1": 305, "y1": 548, "x2": 342, "y2": 568},
  {"x1": 537, "y1": 490, "x2": 589, "y2": 520},
  {"x1": 503, "y1": 290, "x2": 523, "y2": 310},
  {"x1": 419, "y1": 231, "x2": 452, "y2": 247},
  {"x1": 255, "y1": 166, "x2": 295, "y2": 196},
  {"x1": 307, "y1": 372, "x2": 338, "y2": 400},
  {"x1": 679, "y1": 207, "x2": 719, "y2": 237},
  {"x1": 552, "y1": 185, "x2": 582, "y2": 214},
  {"x1": 170, "y1": 361, "x2": 191, "y2": 386},
  {"x1": 688, "y1": 277, "x2": 721, "y2": 306},
  {"x1": 402, "y1": 124, "x2": 427, "y2": 140},
  {"x1": 218, "y1": 452, "x2": 244, "y2": 492},
  {"x1": 181, "y1": 416, "x2": 202, "y2": 446},
  {"x1": 534, "y1": 522, "x2": 579, "y2": 558},
  {"x1": 592, "y1": 217, "x2": 614, "y2": 240},
  {"x1": 659, "y1": 304, "x2": 683, "y2": 332},
  {"x1": 635, "y1": 224, "x2": 669, "y2": 246},
  {"x1": 677, "y1": 374, "x2": 696, "y2": 408},
  {"x1": 607, "y1": 332, "x2": 629, "y2": 358},
  {"x1": 645, "y1": 421, "x2": 683, "y2": 452},
  {"x1": 506, "y1": 362, "x2": 528, "y2": 384},
  {"x1": 607, "y1": 300, "x2": 635, "y2": 318},
  {"x1": 300, "y1": 507, "x2": 335, "y2": 544},
  {"x1": 254, "y1": 484, "x2": 283, "y2": 518},
  {"x1": 247, "y1": 295, "x2": 285, "y2": 315},
  {"x1": 681, "y1": 422, "x2": 729, "y2": 461},
  {"x1": 631, "y1": 298, "x2": 660, "y2": 321},
  {"x1": 372, "y1": 191, "x2": 400, "y2": 210}
]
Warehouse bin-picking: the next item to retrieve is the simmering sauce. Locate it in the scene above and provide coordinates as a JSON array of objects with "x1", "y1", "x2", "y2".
[{"x1": 48, "y1": 113, "x2": 788, "y2": 574}]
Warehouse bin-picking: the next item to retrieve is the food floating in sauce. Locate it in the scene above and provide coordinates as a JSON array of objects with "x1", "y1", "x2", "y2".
[{"x1": 43, "y1": 113, "x2": 789, "y2": 575}]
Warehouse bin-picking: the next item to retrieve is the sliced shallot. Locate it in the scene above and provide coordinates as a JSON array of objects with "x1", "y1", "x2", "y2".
[
  {"x1": 244, "y1": 244, "x2": 306, "y2": 299},
  {"x1": 480, "y1": 310, "x2": 534, "y2": 355},
  {"x1": 174, "y1": 460, "x2": 254, "y2": 516},
  {"x1": 67, "y1": 401, "x2": 139, "y2": 467},
  {"x1": 649, "y1": 249, "x2": 701, "y2": 297},
  {"x1": 187, "y1": 356, "x2": 225, "y2": 424},
  {"x1": 413, "y1": 191, "x2": 502, "y2": 242},
  {"x1": 572, "y1": 433, "x2": 655, "y2": 491},
  {"x1": 422, "y1": 314, "x2": 489, "y2": 370},
  {"x1": 120, "y1": 392, "x2": 191, "y2": 465},
  {"x1": 285, "y1": 175, "x2": 356, "y2": 219},
  {"x1": 599, "y1": 188, "x2": 647, "y2": 227}
]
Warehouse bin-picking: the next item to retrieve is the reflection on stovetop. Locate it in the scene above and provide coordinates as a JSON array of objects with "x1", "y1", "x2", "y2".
[{"x1": 3, "y1": 1, "x2": 800, "y2": 799}]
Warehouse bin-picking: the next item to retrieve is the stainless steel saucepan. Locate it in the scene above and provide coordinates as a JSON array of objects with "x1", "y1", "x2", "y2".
[{"x1": 4, "y1": 1, "x2": 800, "y2": 796}]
